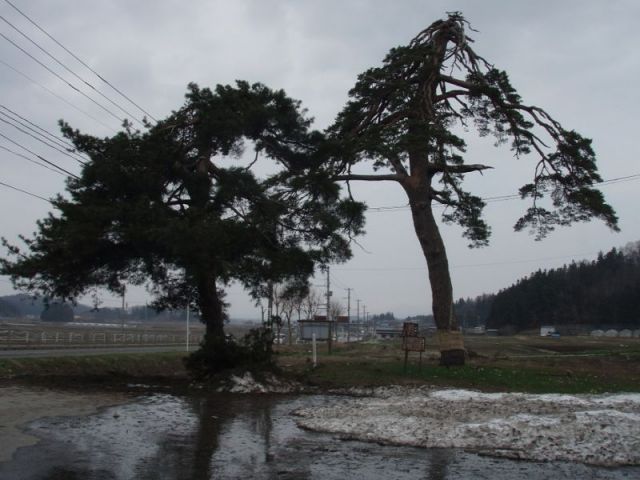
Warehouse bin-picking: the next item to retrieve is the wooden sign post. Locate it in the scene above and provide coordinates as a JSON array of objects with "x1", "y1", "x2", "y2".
[{"x1": 401, "y1": 322, "x2": 426, "y2": 372}]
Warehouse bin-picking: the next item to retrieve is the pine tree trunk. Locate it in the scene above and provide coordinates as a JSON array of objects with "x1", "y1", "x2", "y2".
[
  {"x1": 406, "y1": 188, "x2": 466, "y2": 366},
  {"x1": 197, "y1": 270, "x2": 226, "y2": 348}
]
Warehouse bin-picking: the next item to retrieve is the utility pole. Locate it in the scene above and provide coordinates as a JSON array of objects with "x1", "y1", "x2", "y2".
[
  {"x1": 186, "y1": 299, "x2": 190, "y2": 352},
  {"x1": 325, "y1": 266, "x2": 332, "y2": 353},
  {"x1": 363, "y1": 305, "x2": 368, "y2": 338},
  {"x1": 345, "y1": 288, "x2": 352, "y2": 343},
  {"x1": 356, "y1": 299, "x2": 361, "y2": 322},
  {"x1": 120, "y1": 285, "x2": 126, "y2": 335},
  {"x1": 267, "y1": 282, "x2": 273, "y2": 330}
]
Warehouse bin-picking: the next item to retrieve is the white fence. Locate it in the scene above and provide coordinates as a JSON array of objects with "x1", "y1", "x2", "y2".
[{"x1": 0, "y1": 327, "x2": 203, "y2": 348}]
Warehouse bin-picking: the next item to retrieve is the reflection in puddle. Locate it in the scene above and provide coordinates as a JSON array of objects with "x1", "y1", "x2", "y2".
[{"x1": 1, "y1": 392, "x2": 638, "y2": 479}]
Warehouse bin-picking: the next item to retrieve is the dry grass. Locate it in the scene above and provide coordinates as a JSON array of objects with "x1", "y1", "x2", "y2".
[
  {"x1": 1, "y1": 335, "x2": 638, "y2": 393},
  {"x1": 276, "y1": 336, "x2": 640, "y2": 393}
]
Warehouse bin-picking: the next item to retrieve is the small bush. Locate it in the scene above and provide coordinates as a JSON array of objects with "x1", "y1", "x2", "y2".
[{"x1": 185, "y1": 327, "x2": 275, "y2": 377}]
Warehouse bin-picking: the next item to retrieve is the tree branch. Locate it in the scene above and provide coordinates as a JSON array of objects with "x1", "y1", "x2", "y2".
[
  {"x1": 438, "y1": 74, "x2": 479, "y2": 91},
  {"x1": 429, "y1": 163, "x2": 493, "y2": 174},
  {"x1": 434, "y1": 89, "x2": 469, "y2": 103},
  {"x1": 334, "y1": 173, "x2": 404, "y2": 182},
  {"x1": 386, "y1": 154, "x2": 409, "y2": 177}
]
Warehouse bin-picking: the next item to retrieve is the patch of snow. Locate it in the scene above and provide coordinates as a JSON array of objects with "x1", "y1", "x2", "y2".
[
  {"x1": 217, "y1": 372, "x2": 301, "y2": 394},
  {"x1": 294, "y1": 388, "x2": 640, "y2": 466},
  {"x1": 429, "y1": 389, "x2": 508, "y2": 402},
  {"x1": 593, "y1": 393, "x2": 640, "y2": 405}
]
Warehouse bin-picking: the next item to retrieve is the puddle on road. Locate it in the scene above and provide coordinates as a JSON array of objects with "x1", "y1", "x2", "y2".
[{"x1": 1, "y1": 392, "x2": 639, "y2": 480}]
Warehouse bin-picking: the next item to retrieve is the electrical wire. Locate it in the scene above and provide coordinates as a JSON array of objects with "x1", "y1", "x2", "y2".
[
  {"x1": 0, "y1": 110, "x2": 87, "y2": 164},
  {"x1": 0, "y1": 132, "x2": 79, "y2": 178},
  {"x1": 0, "y1": 116, "x2": 87, "y2": 165},
  {"x1": 3, "y1": 0, "x2": 158, "y2": 123},
  {"x1": 329, "y1": 273, "x2": 348, "y2": 290},
  {"x1": 334, "y1": 251, "x2": 602, "y2": 273},
  {"x1": 0, "y1": 58, "x2": 117, "y2": 132},
  {"x1": 0, "y1": 14, "x2": 145, "y2": 127},
  {"x1": 0, "y1": 179, "x2": 51, "y2": 203},
  {"x1": 0, "y1": 143, "x2": 65, "y2": 176},
  {"x1": 1, "y1": 31, "x2": 126, "y2": 125},
  {"x1": 367, "y1": 173, "x2": 640, "y2": 213},
  {"x1": 0, "y1": 104, "x2": 79, "y2": 153}
]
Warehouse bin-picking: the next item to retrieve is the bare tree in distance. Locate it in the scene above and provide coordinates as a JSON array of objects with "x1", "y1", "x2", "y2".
[
  {"x1": 301, "y1": 288, "x2": 322, "y2": 321},
  {"x1": 329, "y1": 299, "x2": 345, "y2": 320},
  {"x1": 280, "y1": 292, "x2": 298, "y2": 345}
]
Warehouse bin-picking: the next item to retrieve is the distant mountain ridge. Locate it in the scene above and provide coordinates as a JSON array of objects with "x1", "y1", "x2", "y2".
[
  {"x1": 0, "y1": 293, "x2": 45, "y2": 316},
  {"x1": 0, "y1": 293, "x2": 198, "y2": 323}
]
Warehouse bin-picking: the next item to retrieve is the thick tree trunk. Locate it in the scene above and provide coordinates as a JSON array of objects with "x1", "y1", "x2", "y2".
[
  {"x1": 406, "y1": 188, "x2": 466, "y2": 366},
  {"x1": 196, "y1": 270, "x2": 226, "y2": 348}
]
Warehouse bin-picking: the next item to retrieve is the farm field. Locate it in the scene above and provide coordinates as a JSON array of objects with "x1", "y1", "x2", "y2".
[
  {"x1": 0, "y1": 332, "x2": 638, "y2": 394},
  {"x1": 276, "y1": 335, "x2": 640, "y2": 394}
]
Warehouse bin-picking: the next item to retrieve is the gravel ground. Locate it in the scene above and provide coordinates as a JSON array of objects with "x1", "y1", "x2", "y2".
[{"x1": 294, "y1": 387, "x2": 640, "y2": 466}]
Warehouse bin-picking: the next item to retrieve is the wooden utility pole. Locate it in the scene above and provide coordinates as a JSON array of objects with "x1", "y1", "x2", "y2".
[
  {"x1": 325, "y1": 266, "x2": 332, "y2": 353},
  {"x1": 186, "y1": 300, "x2": 190, "y2": 352},
  {"x1": 120, "y1": 285, "x2": 126, "y2": 334},
  {"x1": 345, "y1": 288, "x2": 352, "y2": 342}
]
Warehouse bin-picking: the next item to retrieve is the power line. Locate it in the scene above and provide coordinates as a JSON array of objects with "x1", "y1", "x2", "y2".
[
  {"x1": 0, "y1": 143, "x2": 65, "y2": 176},
  {"x1": 597, "y1": 173, "x2": 640, "y2": 185},
  {"x1": 0, "y1": 109, "x2": 87, "y2": 164},
  {"x1": 367, "y1": 173, "x2": 640, "y2": 213},
  {"x1": 330, "y1": 272, "x2": 349, "y2": 289},
  {"x1": 0, "y1": 104, "x2": 79, "y2": 152},
  {"x1": 0, "y1": 31, "x2": 126, "y2": 125},
  {"x1": 0, "y1": 116, "x2": 86, "y2": 166},
  {"x1": 0, "y1": 58, "x2": 117, "y2": 132},
  {"x1": 0, "y1": 131, "x2": 79, "y2": 178},
  {"x1": 0, "y1": 179, "x2": 51, "y2": 203},
  {"x1": 0, "y1": 14, "x2": 145, "y2": 127},
  {"x1": 3, "y1": 0, "x2": 158, "y2": 123},
  {"x1": 334, "y1": 251, "x2": 601, "y2": 273}
]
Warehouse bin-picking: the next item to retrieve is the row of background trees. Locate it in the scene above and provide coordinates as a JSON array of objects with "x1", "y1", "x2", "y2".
[
  {"x1": 5, "y1": 240, "x2": 639, "y2": 333},
  {"x1": 313, "y1": 241, "x2": 640, "y2": 334},
  {"x1": 445, "y1": 242, "x2": 640, "y2": 332}
]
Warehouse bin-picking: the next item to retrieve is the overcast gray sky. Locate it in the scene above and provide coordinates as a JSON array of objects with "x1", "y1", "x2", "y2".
[{"x1": 1, "y1": 0, "x2": 638, "y2": 319}]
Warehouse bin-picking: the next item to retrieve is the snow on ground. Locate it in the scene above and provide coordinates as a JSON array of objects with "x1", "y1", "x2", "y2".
[
  {"x1": 217, "y1": 371, "x2": 301, "y2": 393},
  {"x1": 293, "y1": 387, "x2": 640, "y2": 466}
]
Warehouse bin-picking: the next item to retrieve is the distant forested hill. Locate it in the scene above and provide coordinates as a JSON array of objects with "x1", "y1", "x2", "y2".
[
  {"x1": 0, "y1": 297, "x2": 20, "y2": 317},
  {"x1": 486, "y1": 242, "x2": 640, "y2": 331},
  {"x1": 0, "y1": 292, "x2": 198, "y2": 323},
  {"x1": 0, "y1": 294, "x2": 44, "y2": 316},
  {"x1": 455, "y1": 294, "x2": 495, "y2": 328}
]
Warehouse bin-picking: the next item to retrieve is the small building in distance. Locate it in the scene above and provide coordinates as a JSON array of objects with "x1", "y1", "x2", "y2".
[
  {"x1": 540, "y1": 326, "x2": 557, "y2": 337},
  {"x1": 298, "y1": 319, "x2": 331, "y2": 341},
  {"x1": 375, "y1": 327, "x2": 403, "y2": 339}
]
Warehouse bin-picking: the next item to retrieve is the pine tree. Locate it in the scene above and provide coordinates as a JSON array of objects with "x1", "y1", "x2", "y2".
[{"x1": 327, "y1": 13, "x2": 618, "y2": 364}]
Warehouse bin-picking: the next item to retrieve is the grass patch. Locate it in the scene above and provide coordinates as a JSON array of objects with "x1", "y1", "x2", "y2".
[
  {"x1": 280, "y1": 337, "x2": 640, "y2": 394},
  {"x1": 0, "y1": 351, "x2": 189, "y2": 380},
  {"x1": 2, "y1": 336, "x2": 640, "y2": 394},
  {"x1": 297, "y1": 359, "x2": 640, "y2": 394}
]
